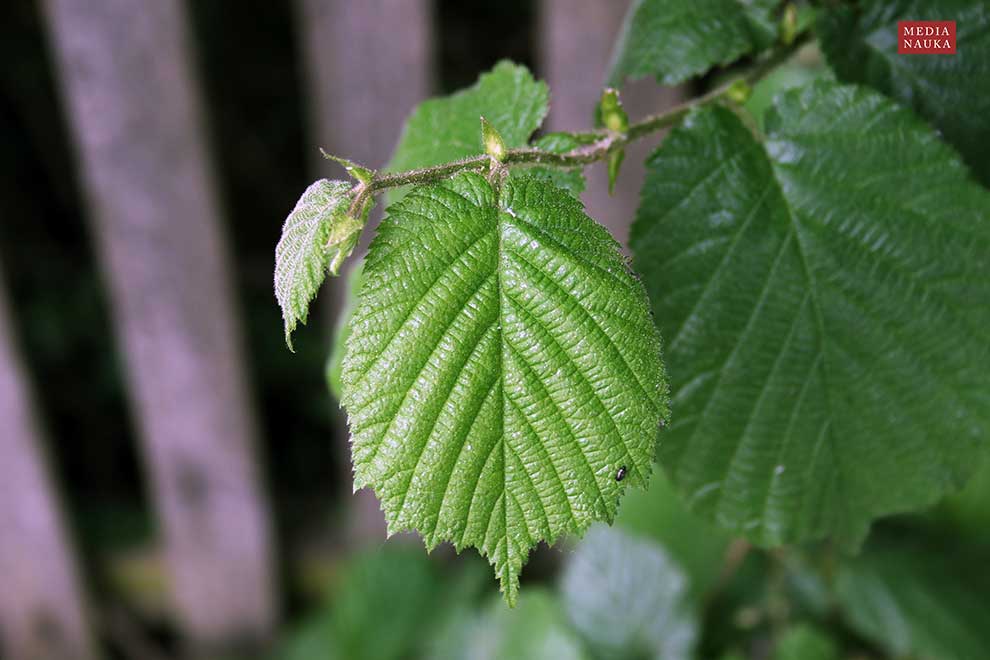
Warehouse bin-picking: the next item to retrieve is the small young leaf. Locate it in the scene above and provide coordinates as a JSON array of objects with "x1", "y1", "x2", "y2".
[
  {"x1": 606, "y1": 149, "x2": 624, "y2": 195},
  {"x1": 388, "y1": 61, "x2": 548, "y2": 174},
  {"x1": 820, "y1": 0, "x2": 990, "y2": 184},
  {"x1": 631, "y1": 81, "x2": 990, "y2": 548},
  {"x1": 342, "y1": 172, "x2": 668, "y2": 604},
  {"x1": 320, "y1": 149, "x2": 374, "y2": 184},
  {"x1": 561, "y1": 526, "x2": 697, "y2": 660},
  {"x1": 608, "y1": 0, "x2": 779, "y2": 86},
  {"x1": 275, "y1": 179, "x2": 359, "y2": 350}
]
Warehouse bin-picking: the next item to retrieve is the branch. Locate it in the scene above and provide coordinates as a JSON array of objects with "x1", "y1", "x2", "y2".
[{"x1": 363, "y1": 32, "x2": 812, "y2": 197}]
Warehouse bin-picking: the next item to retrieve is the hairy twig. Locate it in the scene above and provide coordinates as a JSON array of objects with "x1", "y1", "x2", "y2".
[{"x1": 359, "y1": 32, "x2": 811, "y2": 200}]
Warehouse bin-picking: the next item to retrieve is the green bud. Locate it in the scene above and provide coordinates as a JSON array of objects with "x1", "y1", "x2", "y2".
[
  {"x1": 480, "y1": 116, "x2": 507, "y2": 162},
  {"x1": 780, "y1": 3, "x2": 798, "y2": 45},
  {"x1": 326, "y1": 195, "x2": 374, "y2": 277},
  {"x1": 726, "y1": 79, "x2": 752, "y2": 105},
  {"x1": 599, "y1": 88, "x2": 629, "y2": 134}
]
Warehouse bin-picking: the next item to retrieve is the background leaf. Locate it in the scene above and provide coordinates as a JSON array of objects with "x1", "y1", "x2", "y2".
[
  {"x1": 819, "y1": 0, "x2": 990, "y2": 185},
  {"x1": 614, "y1": 468, "x2": 730, "y2": 601},
  {"x1": 326, "y1": 261, "x2": 364, "y2": 401},
  {"x1": 528, "y1": 133, "x2": 587, "y2": 196},
  {"x1": 608, "y1": 0, "x2": 779, "y2": 86},
  {"x1": 274, "y1": 179, "x2": 353, "y2": 348},
  {"x1": 561, "y1": 525, "x2": 697, "y2": 660},
  {"x1": 835, "y1": 536, "x2": 990, "y2": 660},
  {"x1": 342, "y1": 172, "x2": 668, "y2": 603},
  {"x1": 630, "y1": 82, "x2": 990, "y2": 548},
  {"x1": 388, "y1": 61, "x2": 548, "y2": 175},
  {"x1": 774, "y1": 624, "x2": 839, "y2": 660},
  {"x1": 274, "y1": 544, "x2": 440, "y2": 660},
  {"x1": 431, "y1": 590, "x2": 588, "y2": 660}
]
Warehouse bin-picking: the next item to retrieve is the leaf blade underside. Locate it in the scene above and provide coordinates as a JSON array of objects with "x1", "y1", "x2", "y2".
[
  {"x1": 275, "y1": 179, "x2": 353, "y2": 349},
  {"x1": 608, "y1": 0, "x2": 779, "y2": 86},
  {"x1": 342, "y1": 172, "x2": 668, "y2": 603},
  {"x1": 631, "y1": 81, "x2": 990, "y2": 548},
  {"x1": 819, "y1": 0, "x2": 990, "y2": 185}
]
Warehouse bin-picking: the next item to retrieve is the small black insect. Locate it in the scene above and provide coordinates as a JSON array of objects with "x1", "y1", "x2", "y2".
[{"x1": 615, "y1": 465, "x2": 627, "y2": 482}]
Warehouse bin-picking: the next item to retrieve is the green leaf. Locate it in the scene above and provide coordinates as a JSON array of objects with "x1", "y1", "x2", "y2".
[
  {"x1": 608, "y1": 0, "x2": 779, "y2": 86},
  {"x1": 275, "y1": 179, "x2": 360, "y2": 350},
  {"x1": 320, "y1": 149, "x2": 374, "y2": 184},
  {"x1": 820, "y1": 0, "x2": 990, "y2": 185},
  {"x1": 388, "y1": 61, "x2": 548, "y2": 175},
  {"x1": 561, "y1": 525, "x2": 697, "y2": 660},
  {"x1": 775, "y1": 624, "x2": 839, "y2": 660},
  {"x1": 529, "y1": 133, "x2": 587, "y2": 195},
  {"x1": 342, "y1": 172, "x2": 669, "y2": 604},
  {"x1": 607, "y1": 149, "x2": 624, "y2": 195},
  {"x1": 433, "y1": 590, "x2": 588, "y2": 660},
  {"x1": 630, "y1": 81, "x2": 990, "y2": 548},
  {"x1": 835, "y1": 538, "x2": 990, "y2": 660},
  {"x1": 743, "y1": 59, "x2": 830, "y2": 129},
  {"x1": 275, "y1": 544, "x2": 442, "y2": 660},
  {"x1": 326, "y1": 261, "x2": 364, "y2": 401},
  {"x1": 328, "y1": 545, "x2": 439, "y2": 660},
  {"x1": 615, "y1": 468, "x2": 730, "y2": 601},
  {"x1": 940, "y1": 456, "x2": 990, "y2": 542}
]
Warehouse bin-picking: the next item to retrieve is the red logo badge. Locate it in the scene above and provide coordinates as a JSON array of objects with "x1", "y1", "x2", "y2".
[{"x1": 898, "y1": 21, "x2": 956, "y2": 54}]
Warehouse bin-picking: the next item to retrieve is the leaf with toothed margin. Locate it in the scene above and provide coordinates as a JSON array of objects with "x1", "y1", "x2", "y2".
[
  {"x1": 819, "y1": 0, "x2": 990, "y2": 185},
  {"x1": 341, "y1": 171, "x2": 669, "y2": 604},
  {"x1": 275, "y1": 179, "x2": 362, "y2": 350},
  {"x1": 608, "y1": 0, "x2": 779, "y2": 87},
  {"x1": 387, "y1": 61, "x2": 549, "y2": 179},
  {"x1": 630, "y1": 81, "x2": 990, "y2": 550}
]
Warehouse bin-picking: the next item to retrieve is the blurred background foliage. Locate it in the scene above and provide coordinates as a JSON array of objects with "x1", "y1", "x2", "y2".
[{"x1": 1, "y1": 0, "x2": 989, "y2": 658}]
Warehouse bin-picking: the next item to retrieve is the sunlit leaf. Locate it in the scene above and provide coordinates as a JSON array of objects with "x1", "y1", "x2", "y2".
[{"x1": 343, "y1": 172, "x2": 668, "y2": 603}]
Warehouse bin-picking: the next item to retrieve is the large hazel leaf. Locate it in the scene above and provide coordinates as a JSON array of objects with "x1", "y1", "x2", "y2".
[
  {"x1": 387, "y1": 61, "x2": 548, "y2": 174},
  {"x1": 275, "y1": 179, "x2": 360, "y2": 349},
  {"x1": 342, "y1": 172, "x2": 668, "y2": 604},
  {"x1": 608, "y1": 0, "x2": 779, "y2": 87},
  {"x1": 819, "y1": 0, "x2": 990, "y2": 185},
  {"x1": 630, "y1": 81, "x2": 990, "y2": 549}
]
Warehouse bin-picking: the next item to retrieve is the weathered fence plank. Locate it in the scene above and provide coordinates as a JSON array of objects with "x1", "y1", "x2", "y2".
[
  {"x1": 42, "y1": 0, "x2": 276, "y2": 648},
  {"x1": 0, "y1": 268, "x2": 94, "y2": 660},
  {"x1": 540, "y1": 0, "x2": 687, "y2": 248}
]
